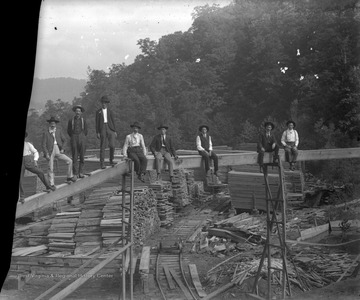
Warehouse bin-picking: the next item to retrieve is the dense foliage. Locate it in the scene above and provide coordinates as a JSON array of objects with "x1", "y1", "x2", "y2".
[{"x1": 27, "y1": 0, "x2": 360, "y2": 171}]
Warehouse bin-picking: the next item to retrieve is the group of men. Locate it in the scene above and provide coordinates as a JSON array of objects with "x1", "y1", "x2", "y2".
[
  {"x1": 19, "y1": 94, "x2": 299, "y2": 203},
  {"x1": 19, "y1": 95, "x2": 219, "y2": 203},
  {"x1": 257, "y1": 120, "x2": 299, "y2": 171}
]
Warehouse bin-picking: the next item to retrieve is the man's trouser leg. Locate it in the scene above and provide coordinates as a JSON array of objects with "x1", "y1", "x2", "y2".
[
  {"x1": 54, "y1": 145, "x2": 73, "y2": 179},
  {"x1": 24, "y1": 156, "x2": 51, "y2": 189},
  {"x1": 291, "y1": 147, "x2": 298, "y2": 163},
  {"x1": 71, "y1": 135, "x2": 79, "y2": 175},
  {"x1": 162, "y1": 150, "x2": 174, "y2": 177},
  {"x1": 210, "y1": 152, "x2": 218, "y2": 174},
  {"x1": 78, "y1": 134, "x2": 86, "y2": 174},
  {"x1": 199, "y1": 151, "x2": 210, "y2": 174},
  {"x1": 155, "y1": 152, "x2": 163, "y2": 175},
  {"x1": 128, "y1": 150, "x2": 141, "y2": 175},
  {"x1": 106, "y1": 125, "x2": 116, "y2": 162},
  {"x1": 48, "y1": 147, "x2": 57, "y2": 185},
  {"x1": 99, "y1": 126, "x2": 107, "y2": 165},
  {"x1": 19, "y1": 158, "x2": 26, "y2": 200}
]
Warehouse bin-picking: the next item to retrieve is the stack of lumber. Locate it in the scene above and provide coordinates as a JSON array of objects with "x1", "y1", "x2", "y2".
[
  {"x1": 284, "y1": 170, "x2": 304, "y2": 200},
  {"x1": 12, "y1": 245, "x2": 48, "y2": 256},
  {"x1": 47, "y1": 211, "x2": 81, "y2": 253},
  {"x1": 170, "y1": 169, "x2": 191, "y2": 208},
  {"x1": 149, "y1": 182, "x2": 174, "y2": 227},
  {"x1": 100, "y1": 194, "x2": 129, "y2": 248},
  {"x1": 133, "y1": 188, "x2": 161, "y2": 243},
  {"x1": 228, "y1": 171, "x2": 279, "y2": 211},
  {"x1": 75, "y1": 188, "x2": 114, "y2": 254},
  {"x1": 15, "y1": 218, "x2": 53, "y2": 247}
]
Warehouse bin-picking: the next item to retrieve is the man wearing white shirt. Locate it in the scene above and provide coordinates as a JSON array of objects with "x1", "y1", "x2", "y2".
[
  {"x1": 281, "y1": 120, "x2": 299, "y2": 171},
  {"x1": 19, "y1": 132, "x2": 55, "y2": 203},
  {"x1": 123, "y1": 122, "x2": 148, "y2": 182},
  {"x1": 196, "y1": 125, "x2": 219, "y2": 178}
]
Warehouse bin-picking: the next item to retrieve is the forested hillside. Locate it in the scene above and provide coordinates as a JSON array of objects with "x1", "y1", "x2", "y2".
[
  {"x1": 26, "y1": 0, "x2": 360, "y2": 182},
  {"x1": 30, "y1": 77, "x2": 87, "y2": 111}
]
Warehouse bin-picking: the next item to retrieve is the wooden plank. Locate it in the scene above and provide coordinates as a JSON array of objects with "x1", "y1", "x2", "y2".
[
  {"x1": 189, "y1": 264, "x2": 207, "y2": 297},
  {"x1": 17, "y1": 148, "x2": 360, "y2": 218},
  {"x1": 163, "y1": 265, "x2": 176, "y2": 290},
  {"x1": 139, "y1": 246, "x2": 151, "y2": 273},
  {"x1": 168, "y1": 268, "x2": 193, "y2": 300},
  {"x1": 47, "y1": 244, "x2": 131, "y2": 300}
]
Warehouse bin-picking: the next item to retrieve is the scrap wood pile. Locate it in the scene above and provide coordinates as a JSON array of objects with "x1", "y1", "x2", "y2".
[
  {"x1": 292, "y1": 248, "x2": 358, "y2": 285},
  {"x1": 149, "y1": 182, "x2": 174, "y2": 227},
  {"x1": 133, "y1": 187, "x2": 161, "y2": 243},
  {"x1": 100, "y1": 187, "x2": 160, "y2": 248},
  {"x1": 47, "y1": 210, "x2": 81, "y2": 253},
  {"x1": 76, "y1": 188, "x2": 112, "y2": 254},
  {"x1": 303, "y1": 174, "x2": 353, "y2": 207}
]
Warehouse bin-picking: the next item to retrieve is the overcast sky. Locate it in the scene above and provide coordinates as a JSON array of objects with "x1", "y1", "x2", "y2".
[{"x1": 34, "y1": 0, "x2": 232, "y2": 79}]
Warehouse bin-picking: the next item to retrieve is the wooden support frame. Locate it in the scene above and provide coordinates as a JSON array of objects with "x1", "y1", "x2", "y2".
[{"x1": 16, "y1": 147, "x2": 360, "y2": 218}]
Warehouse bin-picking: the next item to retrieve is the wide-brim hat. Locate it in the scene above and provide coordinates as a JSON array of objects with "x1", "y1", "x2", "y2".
[
  {"x1": 46, "y1": 116, "x2": 60, "y2": 123},
  {"x1": 72, "y1": 105, "x2": 85, "y2": 112},
  {"x1": 199, "y1": 125, "x2": 209, "y2": 132},
  {"x1": 157, "y1": 124, "x2": 168, "y2": 130},
  {"x1": 130, "y1": 122, "x2": 141, "y2": 129},
  {"x1": 286, "y1": 120, "x2": 296, "y2": 128},
  {"x1": 264, "y1": 121, "x2": 275, "y2": 130},
  {"x1": 100, "y1": 95, "x2": 110, "y2": 103}
]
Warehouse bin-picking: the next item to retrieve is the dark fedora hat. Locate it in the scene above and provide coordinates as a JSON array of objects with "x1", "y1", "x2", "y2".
[
  {"x1": 157, "y1": 124, "x2": 168, "y2": 130},
  {"x1": 130, "y1": 122, "x2": 141, "y2": 129},
  {"x1": 46, "y1": 116, "x2": 60, "y2": 123},
  {"x1": 100, "y1": 95, "x2": 110, "y2": 103},
  {"x1": 264, "y1": 121, "x2": 275, "y2": 130},
  {"x1": 286, "y1": 120, "x2": 296, "y2": 128},
  {"x1": 199, "y1": 125, "x2": 209, "y2": 132},
  {"x1": 72, "y1": 104, "x2": 85, "y2": 112}
]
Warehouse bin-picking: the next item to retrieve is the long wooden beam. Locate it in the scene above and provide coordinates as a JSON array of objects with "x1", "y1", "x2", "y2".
[{"x1": 16, "y1": 148, "x2": 360, "y2": 219}]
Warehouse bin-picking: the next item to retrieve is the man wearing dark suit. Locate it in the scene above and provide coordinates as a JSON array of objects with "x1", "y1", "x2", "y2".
[
  {"x1": 42, "y1": 116, "x2": 76, "y2": 187},
  {"x1": 67, "y1": 104, "x2": 88, "y2": 178},
  {"x1": 257, "y1": 121, "x2": 279, "y2": 172},
  {"x1": 149, "y1": 124, "x2": 178, "y2": 182},
  {"x1": 95, "y1": 95, "x2": 117, "y2": 169}
]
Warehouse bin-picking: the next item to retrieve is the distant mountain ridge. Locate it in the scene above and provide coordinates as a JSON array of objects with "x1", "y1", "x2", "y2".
[{"x1": 29, "y1": 77, "x2": 87, "y2": 111}]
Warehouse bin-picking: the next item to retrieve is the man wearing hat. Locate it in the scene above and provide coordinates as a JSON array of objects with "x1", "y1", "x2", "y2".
[
  {"x1": 122, "y1": 122, "x2": 148, "y2": 182},
  {"x1": 257, "y1": 121, "x2": 279, "y2": 171},
  {"x1": 67, "y1": 104, "x2": 88, "y2": 178},
  {"x1": 19, "y1": 132, "x2": 55, "y2": 203},
  {"x1": 149, "y1": 124, "x2": 178, "y2": 182},
  {"x1": 196, "y1": 125, "x2": 219, "y2": 178},
  {"x1": 281, "y1": 120, "x2": 299, "y2": 171},
  {"x1": 42, "y1": 116, "x2": 76, "y2": 186},
  {"x1": 95, "y1": 95, "x2": 117, "y2": 169}
]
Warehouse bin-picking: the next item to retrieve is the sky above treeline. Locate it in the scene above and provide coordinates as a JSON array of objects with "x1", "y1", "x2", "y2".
[{"x1": 34, "y1": 0, "x2": 232, "y2": 80}]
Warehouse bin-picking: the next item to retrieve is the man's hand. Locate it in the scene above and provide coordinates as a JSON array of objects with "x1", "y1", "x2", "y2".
[
  {"x1": 208, "y1": 150, "x2": 212, "y2": 156},
  {"x1": 60, "y1": 149, "x2": 64, "y2": 154},
  {"x1": 34, "y1": 161, "x2": 38, "y2": 167},
  {"x1": 97, "y1": 133, "x2": 100, "y2": 139},
  {"x1": 292, "y1": 146, "x2": 298, "y2": 151},
  {"x1": 46, "y1": 154, "x2": 50, "y2": 161},
  {"x1": 261, "y1": 147, "x2": 265, "y2": 152},
  {"x1": 272, "y1": 143, "x2": 276, "y2": 150}
]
